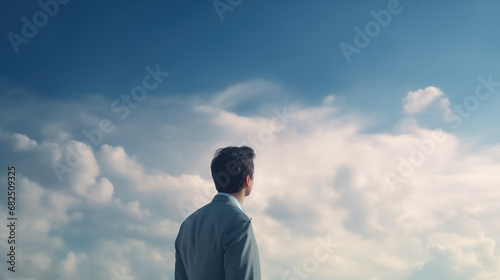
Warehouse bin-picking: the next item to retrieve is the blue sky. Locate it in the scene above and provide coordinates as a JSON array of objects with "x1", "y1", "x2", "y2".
[
  {"x1": 1, "y1": 0, "x2": 500, "y2": 279},
  {"x1": 2, "y1": 0, "x2": 500, "y2": 139}
]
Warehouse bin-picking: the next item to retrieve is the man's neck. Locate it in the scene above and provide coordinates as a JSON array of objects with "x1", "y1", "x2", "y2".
[{"x1": 229, "y1": 191, "x2": 244, "y2": 206}]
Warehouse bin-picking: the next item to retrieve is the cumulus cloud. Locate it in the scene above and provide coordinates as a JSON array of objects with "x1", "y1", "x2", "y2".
[
  {"x1": 12, "y1": 133, "x2": 38, "y2": 150},
  {"x1": 89, "y1": 178, "x2": 114, "y2": 204},
  {"x1": 60, "y1": 251, "x2": 88, "y2": 274},
  {"x1": 403, "y1": 86, "x2": 450, "y2": 114},
  {"x1": 1, "y1": 81, "x2": 500, "y2": 280}
]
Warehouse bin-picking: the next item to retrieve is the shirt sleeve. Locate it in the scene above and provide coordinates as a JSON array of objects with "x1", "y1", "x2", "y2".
[{"x1": 223, "y1": 218, "x2": 261, "y2": 280}]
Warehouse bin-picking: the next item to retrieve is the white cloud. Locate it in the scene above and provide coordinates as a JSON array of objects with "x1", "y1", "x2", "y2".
[
  {"x1": 61, "y1": 251, "x2": 88, "y2": 274},
  {"x1": 12, "y1": 133, "x2": 37, "y2": 150},
  {"x1": 31, "y1": 253, "x2": 52, "y2": 270},
  {"x1": 208, "y1": 79, "x2": 281, "y2": 109},
  {"x1": 89, "y1": 177, "x2": 114, "y2": 204},
  {"x1": 1, "y1": 81, "x2": 500, "y2": 280},
  {"x1": 323, "y1": 94, "x2": 335, "y2": 105},
  {"x1": 403, "y1": 86, "x2": 448, "y2": 114}
]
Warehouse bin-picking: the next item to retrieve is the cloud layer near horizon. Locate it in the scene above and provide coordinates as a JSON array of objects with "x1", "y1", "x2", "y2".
[{"x1": 0, "y1": 80, "x2": 499, "y2": 280}]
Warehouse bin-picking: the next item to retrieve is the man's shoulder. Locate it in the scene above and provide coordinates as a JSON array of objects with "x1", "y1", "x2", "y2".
[
  {"x1": 180, "y1": 197, "x2": 250, "y2": 229},
  {"x1": 211, "y1": 195, "x2": 251, "y2": 224}
]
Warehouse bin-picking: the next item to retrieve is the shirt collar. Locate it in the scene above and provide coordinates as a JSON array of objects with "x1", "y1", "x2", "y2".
[{"x1": 216, "y1": 192, "x2": 245, "y2": 213}]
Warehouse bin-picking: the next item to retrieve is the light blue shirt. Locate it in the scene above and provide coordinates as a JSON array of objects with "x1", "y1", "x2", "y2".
[{"x1": 216, "y1": 192, "x2": 245, "y2": 214}]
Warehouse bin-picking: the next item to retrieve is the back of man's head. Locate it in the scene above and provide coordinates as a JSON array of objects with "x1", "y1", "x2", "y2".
[{"x1": 211, "y1": 146, "x2": 255, "y2": 193}]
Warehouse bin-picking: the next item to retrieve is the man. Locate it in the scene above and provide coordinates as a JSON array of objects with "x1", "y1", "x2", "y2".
[{"x1": 175, "y1": 146, "x2": 261, "y2": 280}]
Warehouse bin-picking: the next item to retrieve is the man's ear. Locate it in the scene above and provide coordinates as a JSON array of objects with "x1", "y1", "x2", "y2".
[{"x1": 243, "y1": 175, "x2": 251, "y2": 188}]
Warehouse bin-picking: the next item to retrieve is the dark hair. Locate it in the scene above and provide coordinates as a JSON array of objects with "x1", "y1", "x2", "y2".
[{"x1": 211, "y1": 146, "x2": 255, "y2": 193}]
